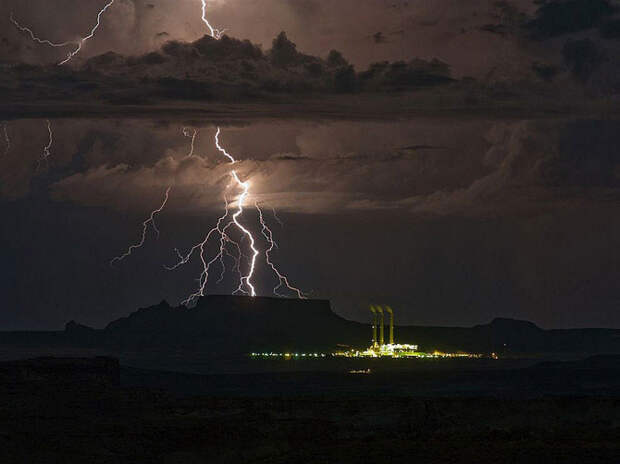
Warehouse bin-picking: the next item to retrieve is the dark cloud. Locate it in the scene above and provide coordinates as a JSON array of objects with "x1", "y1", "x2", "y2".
[
  {"x1": 333, "y1": 119, "x2": 620, "y2": 216},
  {"x1": 479, "y1": 24, "x2": 509, "y2": 36},
  {"x1": 599, "y1": 18, "x2": 620, "y2": 39},
  {"x1": 526, "y1": 0, "x2": 615, "y2": 39},
  {"x1": 0, "y1": 0, "x2": 539, "y2": 78},
  {"x1": 562, "y1": 38, "x2": 607, "y2": 83},
  {"x1": 4, "y1": 0, "x2": 620, "y2": 91},
  {"x1": 373, "y1": 32, "x2": 387, "y2": 43}
]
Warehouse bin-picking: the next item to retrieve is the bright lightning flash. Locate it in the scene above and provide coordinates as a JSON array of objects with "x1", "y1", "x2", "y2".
[
  {"x1": 166, "y1": 196, "x2": 240, "y2": 305},
  {"x1": 256, "y1": 203, "x2": 306, "y2": 299},
  {"x1": 213, "y1": 128, "x2": 261, "y2": 296},
  {"x1": 9, "y1": 2, "x2": 303, "y2": 305},
  {"x1": 167, "y1": 127, "x2": 305, "y2": 305},
  {"x1": 10, "y1": 0, "x2": 115, "y2": 65},
  {"x1": 200, "y1": 0, "x2": 227, "y2": 39},
  {"x1": 110, "y1": 186, "x2": 171, "y2": 267}
]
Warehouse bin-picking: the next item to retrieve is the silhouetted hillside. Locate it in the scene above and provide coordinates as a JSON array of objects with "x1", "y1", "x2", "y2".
[
  {"x1": 3, "y1": 296, "x2": 619, "y2": 356},
  {"x1": 60, "y1": 296, "x2": 620, "y2": 355},
  {"x1": 397, "y1": 318, "x2": 620, "y2": 354},
  {"x1": 97, "y1": 296, "x2": 368, "y2": 353}
]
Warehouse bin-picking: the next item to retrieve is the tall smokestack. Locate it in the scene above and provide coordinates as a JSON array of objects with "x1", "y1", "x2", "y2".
[
  {"x1": 376, "y1": 306, "x2": 385, "y2": 346},
  {"x1": 385, "y1": 306, "x2": 394, "y2": 345},
  {"x1": 369, "y1": 306, "x2": 377, "y2": 347}
]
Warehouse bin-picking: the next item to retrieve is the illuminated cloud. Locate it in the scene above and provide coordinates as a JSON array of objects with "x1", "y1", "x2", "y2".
[
  {"x1": 0, "y1": 0, "x2": 541, "y2": 77},
  {"x1": 43, "y1": 119, "x2": 620, "y2": 217}
]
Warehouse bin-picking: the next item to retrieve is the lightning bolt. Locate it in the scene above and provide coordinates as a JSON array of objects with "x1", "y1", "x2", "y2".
[
  {"x1": 57, "y1": 0, "x2": 115, "y2": 65},
  {"x1": 9, "y1": 13, "x2": 73, "y2": 48},
  {"x1": 214, "y1": 128, "x2": 260, "y2": 297},
  {"x1": 34, "y1": 119, "x2": 54, "y2": 173},
  {"x1": 2, "y1": 124, "x2": 9, "y2": 156},
  {"x1": 42, "y1": 119, "x2": 53, "y2": 161},
  {"x1": 200, "y1": 0, "x2": 226, "y2": 39},
  {"x1": 256, "y1": 203, "x2": 306, "y2": 299},
  {"x1": 220, "y1": 233, "x2": 245, "y2": 284},
  {"x1": 167, "y1": 127, "x2": 258, "y2": 304},
  {"x1": 271, "y1": 206, "x2": 284, "y2": 228},
  {"x1": 183, "y1": 127, "x2": 199, "y2": 157},
  {"x1": 110, "y1": 124, "x2": 203, "y2": 268},
  {"x1": 167, "y1": 127, "x2": 305, "y2": 305},
  {"x1": 9, "y1": 4, "x2": 305, "y2": 305},
  {"x1": 10, "y1": 0, "x2": 115, "y2": 65},
  {"x1": 166, "y1": 195, "x2": 240, "y2": 305},
  {"x1": 110, "y1": 186, "x2": 171, "y2": 267}
]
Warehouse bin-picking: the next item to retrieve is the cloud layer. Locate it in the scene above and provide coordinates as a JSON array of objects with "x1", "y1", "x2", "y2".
[{"x1": 0, "y1": 118, "x2": 607, "y2": 217}]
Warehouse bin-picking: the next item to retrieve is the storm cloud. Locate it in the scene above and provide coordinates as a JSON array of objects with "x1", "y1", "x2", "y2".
[{"x1": 0, "y1": 0, "x2": 547, "y2": 77}]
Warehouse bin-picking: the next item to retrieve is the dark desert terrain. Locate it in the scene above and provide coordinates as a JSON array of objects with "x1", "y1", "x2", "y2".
[
  {"x1": 1, "y1": 354, "x2": 620, "y2": 464},
  {"x1": 2, "y1": 298, "x2": 620, "y2": 462}
]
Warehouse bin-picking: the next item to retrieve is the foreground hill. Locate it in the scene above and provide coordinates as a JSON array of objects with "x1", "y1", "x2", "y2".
[{"x1": 0, "y1": 355, "x2": 619, "y2": 463}]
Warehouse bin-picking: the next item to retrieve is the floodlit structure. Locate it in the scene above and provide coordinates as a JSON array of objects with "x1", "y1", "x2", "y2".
[
  {"x1": 333, "y1": 305, "x2": 420, "y2": 358},
  {"x1": 249, "y1": 303, "x2": 487, "y2": 360}
]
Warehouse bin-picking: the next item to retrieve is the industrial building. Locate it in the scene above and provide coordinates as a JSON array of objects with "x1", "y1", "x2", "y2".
[
  {"x1": 245, "y1": 302, "x2": 485, "y2": 360},
  {"x1": 333, "y1": 305, "x2": 420, "y2": 358}
]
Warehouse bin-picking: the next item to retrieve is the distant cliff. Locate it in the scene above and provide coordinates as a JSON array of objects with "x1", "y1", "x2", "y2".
[
  {"x1": 396, "y1": 318, "x2": 620, "y2": 355},
  {"x1": 93, "y1": 296, "x2": 368, "y2": 353},
  {"x1": 3, "y1": 296, "x2": 620, "y2": 356}
]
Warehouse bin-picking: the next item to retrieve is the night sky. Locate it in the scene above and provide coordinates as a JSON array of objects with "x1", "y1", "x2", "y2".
[
  {"x1": 1, "y1": 0, "x2": 542, "y2": 74},
  {"x1": 1, "y1": 0, "x2": 619, "y2": 330}
]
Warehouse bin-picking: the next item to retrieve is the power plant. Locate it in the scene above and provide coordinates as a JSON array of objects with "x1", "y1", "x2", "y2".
[
  {"x1": 361, "y1": 304, "x2": 418, "y2": 357},
  {"x1": 246, "y1": 301, "x2": 485, "y2": 360},
  {"x1": 329, "y1": 305, "x2": 419, "y2": 358},
  {"x1": 371, "y1": 305, "x2": 395, "y2": 346}
]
